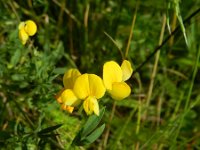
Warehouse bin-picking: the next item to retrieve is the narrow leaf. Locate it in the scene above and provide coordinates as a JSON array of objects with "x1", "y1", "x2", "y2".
[
  {"x1": 38, "y1": 133, "x2": 60, "y2": 138},
  {"x1": 81, "y1": 124, "x2": 105, "y2": 145},
  {"x1": 81, "y1": 107, "x2": 105, "y2": 137},
  {"x1": 38, "y1": 124, "x2": 62, "y2": 135},
  {"x1": 175, "y1": 3, "x2": 188, "y2": 46}
]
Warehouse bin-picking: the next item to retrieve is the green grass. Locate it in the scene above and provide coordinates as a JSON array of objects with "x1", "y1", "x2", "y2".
[{"x1": 0, "y1": 0, "x2": 200, "y2": 149}]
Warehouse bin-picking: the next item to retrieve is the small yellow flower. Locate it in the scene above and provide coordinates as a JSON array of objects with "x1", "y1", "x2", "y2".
[
  {"x1": 55, "y1": 69, "x2": 81, "y2": 113},
  {"x1": 24, "y1": 20, "x2": 37, "y2": 36},
  {"x1": 103, "y1": 60, "x2": 133, "y2": 100},
  {"x1": 18, "y1": 27, "x2": 29, "y2": 45},
  {"x1": 73, "y1": 74, "x2": 106, "y2": 116},
  {"x1": 18, "y1": 20, "x2": 37, "y2": 45},
  {"x1": 55, "y1": 90, "x2": 75, "y2": 113}
]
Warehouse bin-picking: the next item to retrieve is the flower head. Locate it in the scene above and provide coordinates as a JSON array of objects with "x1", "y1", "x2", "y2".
[
  {"x1": 55, "y1": 69, "x2": 81, "y2": 113},
  {"x1": 18, "y1": 20, "x2": 37, "y2": 45},
  {"x1": 73, "y1": 74, "x2": 106, "y2": 116},
  {"x1": 103, "y1": 60, "x2": 133, "y2": 100}
]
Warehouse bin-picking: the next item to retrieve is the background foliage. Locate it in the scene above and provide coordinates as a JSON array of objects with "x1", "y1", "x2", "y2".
[{"x1": 0, "y1": 0, "x2": 200, "y2": 149}]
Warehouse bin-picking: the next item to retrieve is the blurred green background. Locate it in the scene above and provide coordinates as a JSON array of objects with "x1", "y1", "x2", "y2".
[{"x1": 0, "y1": 0, "x2": 200, "y2": 149}]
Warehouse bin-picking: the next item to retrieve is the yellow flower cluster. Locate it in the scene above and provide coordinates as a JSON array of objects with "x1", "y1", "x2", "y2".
[
  {"x1": 18, "y1": 20, "x2": 37, "y2": 45},
  {"x1": 55, "y1": 60, "x2": 133, "y2": 116}
]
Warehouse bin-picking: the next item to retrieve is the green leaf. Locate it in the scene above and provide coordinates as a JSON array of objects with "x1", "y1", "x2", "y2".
[
  {"x1": 38, "y1": 124, "x2": 63, "y2": 135},
  {"x1": 8, "y1": 49, "x2": 21, "y2": 69},
  {"x1": 38, "y1": 133, "x2": 60, "y2": 138},
  {"x1": 81, "y1": 107, "x2": 105, "y2": 137},
  {"x1": 81, "y1": 124, "x2": 105, "y2": 145},
  {"x1": 175, "y1": 1, "x2": 188, "y2": 46},
  {"x1": 72, "y1": 107, "x2": 106, "y2": 146}
]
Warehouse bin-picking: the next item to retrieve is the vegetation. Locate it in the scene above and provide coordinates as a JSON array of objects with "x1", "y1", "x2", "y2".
[{"x1": 0, "y1": 0, "x2": 200, "y2": 149}]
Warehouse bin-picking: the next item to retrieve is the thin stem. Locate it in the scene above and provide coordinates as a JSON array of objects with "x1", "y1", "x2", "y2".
[
  {"x1": 171, "y1": 45, "x2": 200, "y2": 150},
  {"x1": 133, "y1": 8, "x2": 200, "y2": 74},
  {"x1": 171, "y1": 92, "x2": 184, "y2": 120},
  {"x1": 8, "y1": 1, "x2": 20, "y2": 22},
  {"x1": 52, "y1": 0, "x2": 81, "y2": 26},
  {"x1": 55, "y1": 0, "x2": 66, "y2": 41},
  {"x1": 104, "y1": 31, "x2": 124, "y2": 59},
  {"x1": 135, "y1": 68, "x2": 143, "y2": 150},
  {"x1": 136, "y1": 100, "x2": 141, "y2": 134},
  {"x1": 102, "y1": 101, "x2": 116, "y2": 149},
  {"x1": 13, "y1": 100, "x2": 34, "y2": 129},
  {"x1": 169, "y1": 10, "x2": 177, "y2": 48},
  {"x1": 184, "y1": 48, "x2": 200, "y2": 111},
  {"x1": 144, "y1": 14, "x2": 166, "y2": 119},
  {"x1": 113, "y1": 105, "x2": 137, "y2": 150},
  {"x1": 156, "y1": 95, "x2": 163, "y2": 127},
  {"x1": 84, "y1": 3, "x2": 90, "y2": 28},
  {"x1": 125, "y1": 0, "x2": 139, "y2": 58}
]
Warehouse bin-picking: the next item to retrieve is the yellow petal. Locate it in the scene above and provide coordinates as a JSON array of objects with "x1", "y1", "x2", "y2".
[
  {"x1": 103, "y1": 61, "x2": 122, "y2": 90},
  {"x1": 63, "y1": 69, "x2": 81, "y2": 89},
  {"x1": 74, "y1": 74, "x2": 105, "y2": 100},
  {"x1": 121, "y1": 60, "x2": 133, "y2": 81},
  {"x1": 24, "y1": 20, "x2": 37, "y2": 36},
  {"x1": 83, "y1": 96, "x2": 99, "y2": 115},
  {"x1": 18, "y1": 22, "x2": 25, "y2": 30},
  {"x1": 73, "y1": 74, "x2": 90, "y2": 99},
  {"x1": 19, "y1": 28, "x2": 29, "y2": 45},
  {"x1": 61, "y1": 89, "x2": 79, "y2": 106},
  {"x1": 109, "y1": 82, "x2": 131, "y2": 100},
  {"x1": 88, "y1": 74, "x2": 105, "y2": 99}
]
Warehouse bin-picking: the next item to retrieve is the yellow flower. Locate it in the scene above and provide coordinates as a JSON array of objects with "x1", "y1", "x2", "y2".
[
  {"x1": 103, "y1": 60, "x2": 133, "y2": 100},
  {"x1": 55, "y1": 89, "x2": 75, "y2": 113},
  {"x1": 73, "y1": 74, "x2": 106, "y2": 116},
  {"x1": 18, "y1": 20, "x2": 37, "y2": 45},
  {"x1": 18, "y1": 27, "x2": 29, "y2": 45},
  {"x1": 55, "y1": 69, "x2": 81, "y2": 113},
  {"x1": 24, "y1": 20, "x2": 37, "y2": 36}
]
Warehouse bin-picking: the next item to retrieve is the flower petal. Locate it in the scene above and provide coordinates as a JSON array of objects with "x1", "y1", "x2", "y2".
[
  {"x1": 103, "y1": 61, "x2": 122, "y2": 90},
  {"x1": 109, "y1": 82, "x2": 131, "y2": 100},
  {"x1": 61, "y1": 105, "x2": 74, "y2": 113},
  {"x1": 73, "y1": 74, "x2": 90, "y2": 99},
  {"x1": 83, "y1": 96, "x2": 99, "y2": 115},
  {"x1": 61, "y1": 89, "x2": 79, "y2": 106},
  {"x1": 74, "y1": 74, "x2": 106, "y2": 100},
  {"x1": 63, "y1": 69, "x2": 81, "y2": 89},
  {"x1": 121, "y1": 60, "x2": 133, "y2": 81},
  {"x1": 19, "y1": 28, "x2": 29, "y2": 45},
  {"x1": 24, "y1": 20, "x2": 37, "y2": 36},
  {"x1": 88, "y1": 74, "x2": 105, "y2": 99},
  {"x1": 18, "y1": 22, "x2": 25, "y2": 30}
]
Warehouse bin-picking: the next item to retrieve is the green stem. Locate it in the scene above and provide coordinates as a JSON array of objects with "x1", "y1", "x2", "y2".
[
  {"x1": 184, "y1": 48, "x2": 200, "y2": 111},
  {"x1": 125, "y1": 0, "x2": 139, "y2": 58},
  {"x1": 113, "y1": 105, "x2": 138, "y2": 150},
  {"x1": 144, "y1": 14, "x2": 166, "y2": 119},
  {"x1": 171, "y1": 46, "x2": 200, "y2": 149},
  {"x1": 136, "y1": 100, "x2": 141, "y2": 134}
]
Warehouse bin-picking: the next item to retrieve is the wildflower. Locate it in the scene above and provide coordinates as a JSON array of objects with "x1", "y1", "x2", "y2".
[
  {"x1": 18, "y1": 20, "x2": 37, "y2": 45},
  {"x1": 73, "y1": 74, "x2": 106, "y2": 116},
  {"x1": 55, "y1": 69, "x2": 81, "y2": 113},
  {"x1": 103, "y1": 60, "x2": 133, "y2": 100}
]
